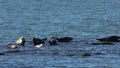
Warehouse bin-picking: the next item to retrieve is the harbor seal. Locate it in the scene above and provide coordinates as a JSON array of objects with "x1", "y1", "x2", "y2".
[{"x1": 16, "y1": 37, "x2": 25, "y2": 46}]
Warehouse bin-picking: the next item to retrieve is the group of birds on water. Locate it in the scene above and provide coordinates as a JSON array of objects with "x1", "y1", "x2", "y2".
[
  {"x1": 7, "y1": 35, "x2": 120, "y2": 49},
  {"x1": 7, "y1": 36, "x2": 73, "y2": 49}
]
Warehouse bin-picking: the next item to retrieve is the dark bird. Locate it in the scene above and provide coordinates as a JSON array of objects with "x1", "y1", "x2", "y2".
[
  {"x1": 56, "y1": 37, "x2": 73, "y2": 42},
  {"x1": 97, "y1": 36, "x2": 120, "y2": 42},
  {"x1": 16, "y1": 37, "x2": 25, "y2": 46}
]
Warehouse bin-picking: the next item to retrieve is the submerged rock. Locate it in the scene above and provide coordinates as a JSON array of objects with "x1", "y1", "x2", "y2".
[
  {"x1": 5, "y1": 50, "x2": 22, "y2": 53},
  {"x1": 81, "y1": 53, "x2": 91, "y2": 57},
  {"x1": 0, "y1": 53, "x2": 5, "y2": 55},
  {"x1": 66, "y1": 54, "x2": 75, "y2": 57},
  {"x1": 91, "y1": 42, "x2": 114, "y2": 45},
  {"x1": 94, "y1": 52, "x2": 105, "y2": 55}
]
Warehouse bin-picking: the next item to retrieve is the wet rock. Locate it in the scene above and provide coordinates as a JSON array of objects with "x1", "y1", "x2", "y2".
[
  {"x1": 97, "y1": 35, "x2": 120, "y2": 42},
  {"x1": 56, "y1": 37, "x2": 73, "y2": 42},
  {"x1": 16, "y1": 37, "x2": 25, "y2": 46}
]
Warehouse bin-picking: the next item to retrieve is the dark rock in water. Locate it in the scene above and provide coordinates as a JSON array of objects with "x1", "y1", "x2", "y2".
[
  {"x1": 66, "y1": 54, "x2": 75, "y2": 57},
  {"x1": 56, "y1": 37, "x2": 73, "y2": 42},
  {"x1": 94, "y1": 52, "x2": 105, "y2": 55},
  {"x1": 91, "y1": 42, "x2": 100, "y2": 45},
  {"x1": 5, "y1": 50, "x2": 22, "y2": 53},
  {"x1": 97, "y1": 36, "x2": 120, "y2": 42},
  {"x1": 0, "y1": 53, "x2": 5, "y2": 55},
  {"x1": 81, "y1": 53, "x2": 91, "y2": 57},
  {"x1": 16, "y1": 37, "x2": 25, "y2": 46},
  {"x1": 32, "y1": 37, "x2": 46, "y2": 45},
  {"x1": 91, "y1": 42, "x2": 114, "y2": 45},
  {"x1": 48, "y1": 37, "x2": 58, "y2": 45}
]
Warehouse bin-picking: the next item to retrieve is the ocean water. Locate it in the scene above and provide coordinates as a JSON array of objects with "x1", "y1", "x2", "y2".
[{"x1": 0, "y1": 0, "x2": 120, "y2": 68}]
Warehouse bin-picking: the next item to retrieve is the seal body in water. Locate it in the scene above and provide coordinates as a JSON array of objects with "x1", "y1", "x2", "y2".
[
  {"x1": 32, "y1": 37, "x2": 46, "y2": 45},
  {"x1": 56, "y1": 37, "x2": 73, "y2": 42},
  {"x1": 97, "y1": 36, "x2": 120, "y2": 42},
  {"x1": 7, "y1": 43, "x2": 18, "y2": 49},
  {"x1": 32, "y1": 37, "x2": 47, "y2": 48},
  {"x1": 35, "y1": 44, "x2": 43, "y2": 48},
  {"x1": 16, "y1": 37, "x2": 25, "y2": 46},
  {"x1": 48, "y1": 37, "x2": 58, "y2": 45}
]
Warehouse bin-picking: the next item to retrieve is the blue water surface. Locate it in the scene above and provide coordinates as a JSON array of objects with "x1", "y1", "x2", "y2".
[{"x1": 0, "y1": 0, "x2": 120, "y2": 68}]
